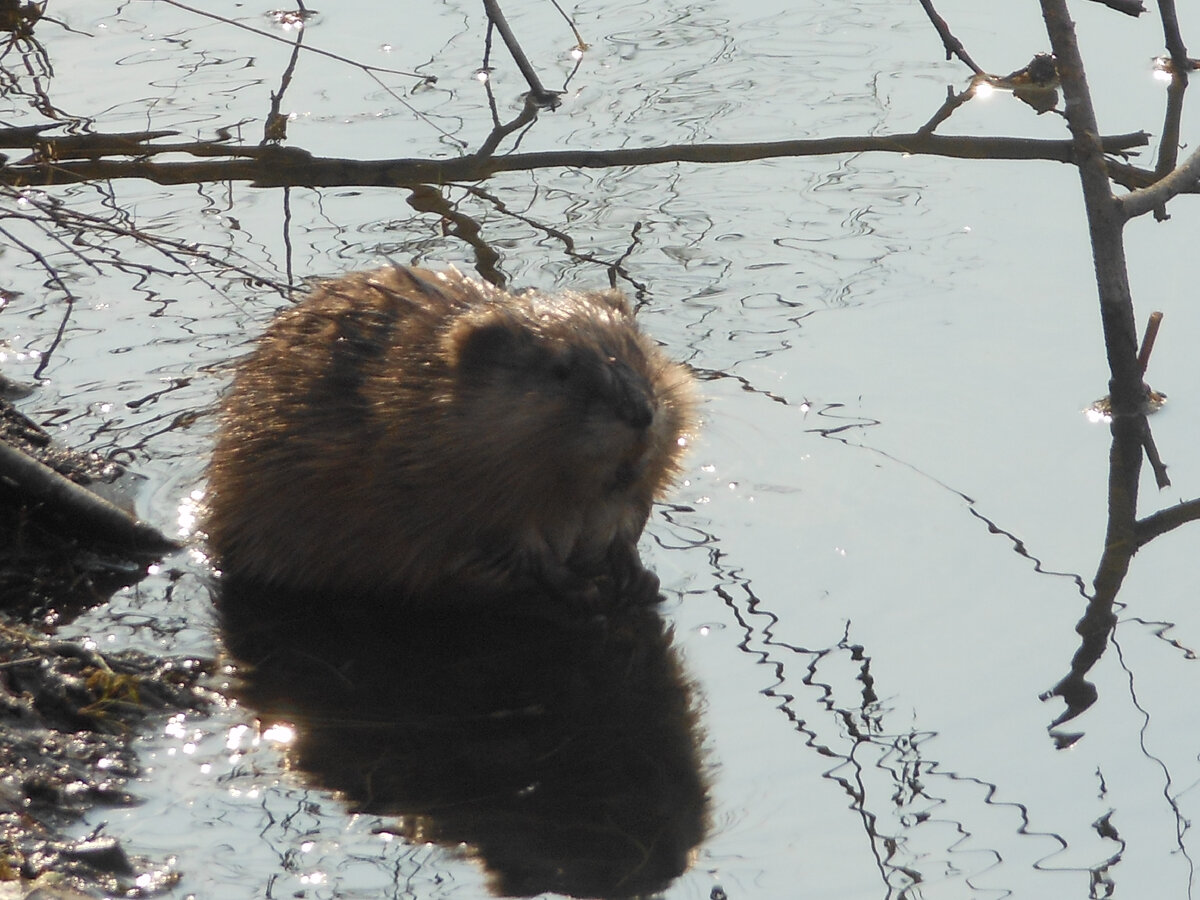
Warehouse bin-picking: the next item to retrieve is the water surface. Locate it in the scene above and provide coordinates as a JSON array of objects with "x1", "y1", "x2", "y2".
[{"x1": 3, "y1": 1, "x2": 1199, "y2": 897}]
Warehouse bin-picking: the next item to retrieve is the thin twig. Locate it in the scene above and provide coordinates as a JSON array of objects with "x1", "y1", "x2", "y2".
[
  {"x1": 546, "y1": 0, "x2": 589, "y2": 51},
  {"x1": 141, "y1": 0, "x2": 464, "y2": 148},
  {"x1": 0, "y1": 223, "x2": 77, "y2": 379},
  {"x1": 474, "y1": 94, "x2": 542, "y2": 158},
  {"x1": 261, "y1": 4, "x2": 305, "y2": 146},
  {"x1": 143, "y1": 0, "x2": 429, "y2": 80},
  {"x1": 461, "y1": 183, "x2": 648, "y2": 296},
  {"x1": 6, "y1": 186, "x2": 293, "y2": 297},
  {"x1": 480, "y1": 0, "x2": 560, "y2": 106},
  {"x1": 1140, "y1": 418, "x2": 1170, "y2": 488},
  {"x1": 1156, "y1": 0, "x2": 1190, "y2": 71},
  {"x1": 916, "y1": 0, "x2": 985, "y2": 75},
  {"x1": 1149, "y1": 66, "x2": 1187, "y2": 220}
]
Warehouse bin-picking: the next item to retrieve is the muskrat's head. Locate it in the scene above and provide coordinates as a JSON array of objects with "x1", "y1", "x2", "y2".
[{"x1": 442, "y1": 288, "x2": 693, "y2": 502}]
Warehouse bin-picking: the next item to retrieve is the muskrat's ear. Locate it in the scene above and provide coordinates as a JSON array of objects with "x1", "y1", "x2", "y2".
[{"x1": 444, "y1": 313, "x2": 527, "y2": 375}]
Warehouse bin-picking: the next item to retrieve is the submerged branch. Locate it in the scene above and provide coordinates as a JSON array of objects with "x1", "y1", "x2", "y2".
[{"x1": 0, "y1": 440, "x2": 179, "y2": 554}]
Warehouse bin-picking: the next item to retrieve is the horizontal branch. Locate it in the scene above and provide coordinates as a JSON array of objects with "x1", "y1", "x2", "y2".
[{"x1": 0, "y1": 130, "x2": 1151, "y2": 190}]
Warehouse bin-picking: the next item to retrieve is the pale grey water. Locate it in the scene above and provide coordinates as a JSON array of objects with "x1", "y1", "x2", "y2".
[{"x1": 3, "y1": 0, "x2": 1200, "y2": 897}]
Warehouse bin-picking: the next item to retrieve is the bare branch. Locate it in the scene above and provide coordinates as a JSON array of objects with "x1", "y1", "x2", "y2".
[
  {"x1": 1106, "y1": 155, "x2": 1200, "y2": 193},
  {"x1": 1040, "y1": 0, "x2": 1144, "y2": 412},
  {"x1": 481, "y1": 0, "x2": 560, "y2": 107},
  {"x1": 1136, "y1": 498, "x2": 1200, "y2": 546},
  {"x1": 3, "y1": 130, "x2": 177, "y2": 157},
  {"x1": 916, "y1": 0, "x2": 986, "y2": 75},
  {"x1": 261, "y1": 8, "x2": 306, "y2": 146},
  {"x1": 1157, "y1": 0, "x2": 1190, "y2": 70},
  {"x1": 0, "y1": 130, "x2": 1151, "y2": 190},
  {"x1": 1115, "y1": 144, "x2": 1200, "y2": 220},
  {"x1": 1086, "y1": 0, "x2": 1147, "y2": 15},
  {"x1": 0, "y1": 223, "x2": 78, "y2": 379}
]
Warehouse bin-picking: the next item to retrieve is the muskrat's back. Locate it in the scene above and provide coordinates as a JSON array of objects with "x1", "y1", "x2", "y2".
[{"x1": 205, "y1": 265, "x2": 695, "y2": 604}]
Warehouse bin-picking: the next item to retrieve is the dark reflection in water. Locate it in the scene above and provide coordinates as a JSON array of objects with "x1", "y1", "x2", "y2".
[
  {"x1": 218, "y1": 583, "x2": 709, "y2": 899},
  {"x1": 1042, "y1": 415, "x2": 1143, "y2": 741}
]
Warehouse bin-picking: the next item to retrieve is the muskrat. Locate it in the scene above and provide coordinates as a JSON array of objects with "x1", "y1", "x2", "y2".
[{"x1": 205, "y1": 265, "x2": 695, "y2": 607}]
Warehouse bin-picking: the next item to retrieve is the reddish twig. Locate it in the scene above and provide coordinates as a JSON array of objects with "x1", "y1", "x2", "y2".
[{"x1": 1136, "y1": 311, "x2": 1163, "y2": 375}]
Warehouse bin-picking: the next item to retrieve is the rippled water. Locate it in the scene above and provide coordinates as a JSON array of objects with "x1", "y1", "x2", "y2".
[{"x1": 4, "y1": 0, "x2": 1200, "y2": 897}]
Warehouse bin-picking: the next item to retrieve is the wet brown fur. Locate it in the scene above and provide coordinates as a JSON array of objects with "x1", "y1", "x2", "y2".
[{"x1": 205, "y1": 265, "x2": 695, "y2": 604}]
